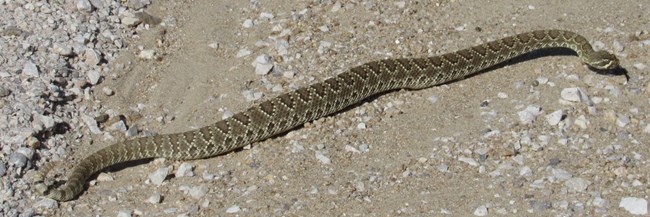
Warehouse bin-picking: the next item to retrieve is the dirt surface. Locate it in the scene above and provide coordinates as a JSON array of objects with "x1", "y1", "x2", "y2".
[{"x1": 43, "y1": 0, "x2": 649, "y2": 216}]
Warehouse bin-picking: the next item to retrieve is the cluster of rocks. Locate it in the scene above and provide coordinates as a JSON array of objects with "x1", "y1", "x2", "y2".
[{"x1": 0, "y1": 0, "x2": 159, "y2": 215}]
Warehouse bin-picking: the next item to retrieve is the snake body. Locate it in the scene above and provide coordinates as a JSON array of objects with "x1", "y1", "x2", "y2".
[{"x1": 36, "y1": 30, "x2": 618, "y2": 201}]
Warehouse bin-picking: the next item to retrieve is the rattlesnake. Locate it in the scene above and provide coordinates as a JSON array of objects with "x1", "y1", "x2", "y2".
[{"x1": 34, "y1": 29, "x2": 619, "y2": 201}]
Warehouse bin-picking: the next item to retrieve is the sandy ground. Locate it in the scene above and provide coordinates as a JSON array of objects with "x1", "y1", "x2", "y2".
[{"x1": 41, "y1": 0, "x2": 649, "y2": 216}]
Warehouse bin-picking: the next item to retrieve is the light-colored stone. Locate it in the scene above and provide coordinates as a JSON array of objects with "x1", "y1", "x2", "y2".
[
  {"x1": 518, "y1": 105, "x2": 542, "y2": 124},
  {"x1": 545, "y1": 109, "x2": 564, "y2": 126},
  {"x1": 149, "y1": 167, "x2": 171, "y2": 186},
  {"x1": 564, "y1": 177, "x2": 591, "y2": 193},
  {"x1": 76, "y1": 0, "x2": 93, "y2": 13},
  {"x1": 619, "y1": 197, "x2": 648, "y2": 215},
  {"x1": 22, "y1": 61, "x2": 39, "y2": 77}
]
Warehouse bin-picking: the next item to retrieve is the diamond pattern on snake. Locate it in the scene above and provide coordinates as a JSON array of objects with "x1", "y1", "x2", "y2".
[{"x1": 34, "y1": 29, "x2": 620, "y2": 201}]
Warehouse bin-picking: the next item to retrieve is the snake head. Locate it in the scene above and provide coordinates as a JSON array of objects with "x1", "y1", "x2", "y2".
[{"x1": 588, "y1": 51, "x2": 619, "y2": 70}]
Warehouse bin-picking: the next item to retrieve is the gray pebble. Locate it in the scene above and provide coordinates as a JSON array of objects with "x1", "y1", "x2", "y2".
[
  {"x1": 126, "y1": 125, "x2": 139, "y2": 137},
  {"x1": 616, "y1": 114, "x2": 630, "y2": 127},
  {"x1": 529, "y1": 200, "x2": 551, "y2": 212},
  {"x1": 32, "y1": 198, "x2": 58, "y2": 209},
  {"x1": 473, "y1": 205, "x2": 488, "y2": 216},
  {"x1": 315, "y1": 151, "x2": 331, "y2": 164},
  {"x1": 545, "y1": 109, "x2": 564, "y2": 126},
  {"x1": 175, "y1": 162, "x2": 195, "y2": 177},
  {"x1": 560, "y1": 87, "x2": 587, "y2": 103},
  {"x1": 0, "y1": 86, "x2": 11, "y2": 97},
  {"x1": 189, "y1": 184, "x2": 207, "y2": 199},
  {"x1": 81, "y1": 115, "x2": 102, "y2": 134},
  {"x1": 517, "y1": 105, "x2": 541, "y2": 124},
  {"x1": 138, "y1": 49, "x2": 156, "y2": 60},
  {"x1": 564, "y1": 177, "x2": 591, "y2": 193},
  {"x1": 8, "y1": 152, "x2": 28, "y2": 168},
  {"x1": 127, "y1": 0, "x2": 151, "y2": 9},
  {"x1": 252, "y1": 54, "x2": 273, "y2": 75},
  {"x1": 226, "y1": 205, "x2": 241, "y2": 213},
  {"x1": 146, "y1": 192, "x2": 162, "y2": 204},
  {"x1": 242, "y1": 19, "x2": 254, "y2": 28},
  {"x1": 619, "y1": 197, "x2": 648, "y2": 215},
  {"x1": 87, "y1": 70, "x2": 101, "y2": 85},
  {"x1": 427, "y1": 95, "x2": 439, "y2": 104},
  {"x1": 116, "y1": 210, "x2": 131, "y2": 217},
  {"x1": 550, "y1": 168, "x2": 572, "y2": 180},
  {"x1": 22, "y1": 61, "x2": 40, "y2": 77},
  {"x1": 121, "y1": 12, "x2": 143, "y2": 27},
  {"x1": 236, "y1": 48, "x2": 252, "y2": 58},
  {"x1": 102, "y1": 86, "x2": 114, "y2": 96},
  {"x1": 76, "y1": 0, "x2": 93, "y2": 13},
  {"x1": 16, "y1": 147, "x2": 34, "y2": 160},
  {"x1": 108, "y1": 120, "x2": 127, "y2": 132},
  {"x1": 53, "y1": 43, "x2": 74, "y2": 57},
  {"x1": 0, "y1": 162, "x2": 5, "y2": 176},
  {"x1": 458, "y1": 156, "x2": 479, "y2": 167},
  {"x1": 149, "y1": 167, "x2": 171, "y2": 186},
  {"x1": 83, "y1": 48, "x2": 102, "y2": 65}
]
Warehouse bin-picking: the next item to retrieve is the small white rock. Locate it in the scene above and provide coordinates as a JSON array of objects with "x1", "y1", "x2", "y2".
[
  {"x1": 497, "y1": 92, "x2": 508, "y2": 99},
  {"x1": 236, "y1": 48, "x2": 252, "y2": 58},
  {"x1": 315, "y1": 151, "x2": 331, "y2": 164},
  {"x1": 226, "y1": 205, "x2": 241, "y2": 213},
  {"x1": 619, "y1": 197, "x2": 648, "y2": 215},
  {"x1": 473, "y1": 205, "x2": 489, "y2": 216},
  {"x1": 149, "y1": 167, "x2": 171, "y2": 186},
  {"x1": 252, "y1": 54, "x2": 273, "y2": 75},
  {"x1": 175, "y1": 162, "x2": 195, "y2": 177},
  {"x1": 76, "y1": 0, "x2": 93, "y2": 12},
  {"x1": 87, "y1": 70, "x2": 101, "y2": 85},
  {"x1": 102, "y1": 87, "x2": 114, "y2": 96},
  {"x1": 259, "y1": 12, "x2": 274, "y2": 19},
  {"x1": 208, "y1": 42, "x2": 219, "y2": 49},
  {"x1": 81, "y1": 115, "x2": 102, "y2": 134},
  {"x1": 344, "y1": 145, "x2": 361, "y2": 154},
  {"x1": 146, "y1": 192, "x2": 162, "y2": 204},
  {"x1": 22, "y1": 61, "x2": 40, "y2": 77},
  {"x1": 574, "y1": 115, "x2": 589, "y2": 129},
  {"x1": 458, "y1": 156, "x2": 479, "y2": 167},
  {"x1": 357, "y1": 123, "x2": 366, "y2": 129},
  {"x1": 564, "y1": 177, "x2": 591, "y2": 193},
  {"x1": 96, "y1": 173, "x2": 114, "y2": 182},
  {"x1": 427, "y1": 95, "x2": 439, "y2": 104},
  {"x1": 551, "y1": 168, "x2": 572, "y2": 180},
  {"x1": 616, "y1": 115, "x2": 630, "y2": 127},
  {"x1": 518, "y1": 105, "x2": 542, "y2": 124},
  {"x1": 53, "y1": 43, "x2": 74, "y2": 56},
  {"x1": 120, "y1": 12, "x2": 142, "y2": 27},
  {"x1": 561, "y1": 87, "x2": 584, "y2": 102},
  {"x1": 138, "y1": 49, "x2": 156, "y2": 60},
  {"x1": 222, "y1": 111, "x2": 234, "y2": 120},
  {"x1": 189, "y1": 184, "x2": 207, "y2": 199},
  {"x1": 242, "y1": 19, "x2": 254, "y2": 28},
  {"x1": 116, "y1": 210, "x2": 131, "y2": 217},
  {"x1": 643, "y1": 124, "x2": 650, "y2": 134},
  {"x1": 83, "y1": 48, "x2": 101, "y2": 65},
  {"x1": 545, "y1": 110, "x2": 564, "y2": 126}
]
